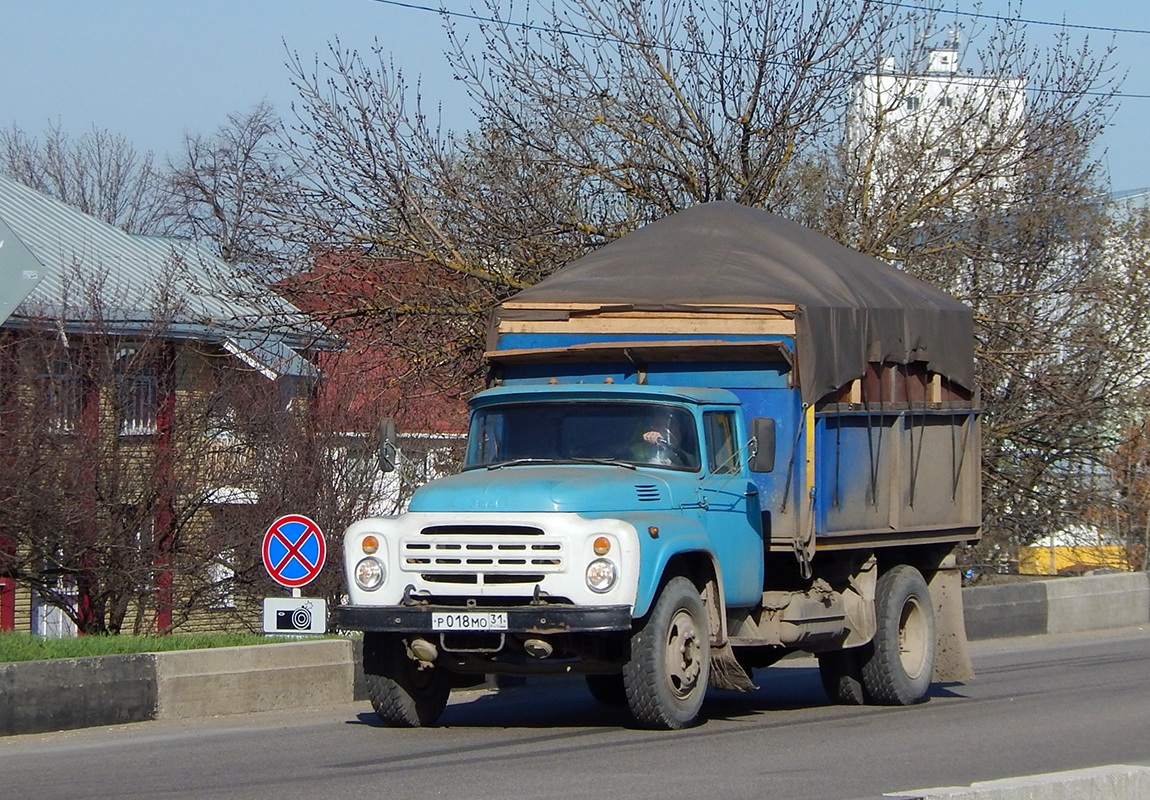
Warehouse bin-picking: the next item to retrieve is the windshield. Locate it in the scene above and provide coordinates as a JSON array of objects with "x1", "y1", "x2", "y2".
[{"x1": 465, "y1": 401, "x2": 701, "y2": 471}]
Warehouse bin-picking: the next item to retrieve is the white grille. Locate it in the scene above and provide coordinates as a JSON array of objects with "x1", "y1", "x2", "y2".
[{"x1": 401, "y1": 536, "x2": 565, "y2": 575}]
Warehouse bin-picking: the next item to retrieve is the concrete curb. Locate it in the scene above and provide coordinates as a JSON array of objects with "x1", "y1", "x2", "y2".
[
  {"x1": 883, "y1": 764, "x2": 1150, "y2": 799},
  {"x1": 1, "y1": 572, "x2": 1147, "y2": 736}
]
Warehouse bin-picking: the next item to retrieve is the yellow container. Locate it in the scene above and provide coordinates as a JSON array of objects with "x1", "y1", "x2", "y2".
[{"x1": 1017, "y1": 545, "x2": 1131, "y2": 575}]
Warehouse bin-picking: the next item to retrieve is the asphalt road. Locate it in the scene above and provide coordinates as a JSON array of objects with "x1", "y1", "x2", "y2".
[{"x1": 3, "y1": 626, "x2": 1149, "y2": 800}]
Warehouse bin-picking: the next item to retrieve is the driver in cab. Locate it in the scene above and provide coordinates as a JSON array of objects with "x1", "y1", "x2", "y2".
[{"x1": 632, "y1": 408, "x2": 692, "y2": 467}]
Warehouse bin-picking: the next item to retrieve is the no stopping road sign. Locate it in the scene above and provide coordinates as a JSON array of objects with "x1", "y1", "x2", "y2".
[{"x1": 262, "y1": 514, "x2": 326, "y2": 588}]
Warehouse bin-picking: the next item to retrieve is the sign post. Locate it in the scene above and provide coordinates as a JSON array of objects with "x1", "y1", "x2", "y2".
[{"x1": 261, "y1": 514, "x2": 328, "y2": 634}]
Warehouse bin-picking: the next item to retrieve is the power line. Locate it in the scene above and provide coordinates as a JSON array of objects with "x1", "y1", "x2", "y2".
[
  {"x1": 367, "y1": 0, "x2": 1150, "y2": 99},
  {"x1": 879, "y1": 1, "x2": 1150, "y2": 36},
  {"x1": 371, "y1": 0, "x2": 1150, "y2": 38}
]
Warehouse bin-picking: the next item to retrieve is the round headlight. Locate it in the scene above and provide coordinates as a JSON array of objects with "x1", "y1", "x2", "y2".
[
  {"x1": 354, "y1": 556, "x2": 385, "y2": 591},
  {"x1": 585, "y1": 558, "x2": 618, "y2": 593}
]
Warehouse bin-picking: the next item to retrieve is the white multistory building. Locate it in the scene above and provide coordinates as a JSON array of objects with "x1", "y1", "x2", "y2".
[{"x1": 847, "y1": 33, "x2": 1027, "y2": 209}]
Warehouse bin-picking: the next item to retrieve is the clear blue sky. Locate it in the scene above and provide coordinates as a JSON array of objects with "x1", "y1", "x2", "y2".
[{"x1": 3, "y1": 0, "x2": 1149, "y2": 190}]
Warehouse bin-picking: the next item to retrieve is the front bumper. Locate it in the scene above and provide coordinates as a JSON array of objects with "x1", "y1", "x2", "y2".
[{"x1": 335, "y1": 603, "x2": 633, "y2": 634}]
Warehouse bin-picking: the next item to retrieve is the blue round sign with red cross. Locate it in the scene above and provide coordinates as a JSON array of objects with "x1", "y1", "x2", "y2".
[{"x1": 262, "y1": 514, "x2": 326, "y2": 588}]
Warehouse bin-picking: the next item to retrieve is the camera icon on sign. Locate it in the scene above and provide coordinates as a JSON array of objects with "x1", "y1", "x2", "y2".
[{"x1": 275, "y1": 602, "x2": 313, "y2": 631}]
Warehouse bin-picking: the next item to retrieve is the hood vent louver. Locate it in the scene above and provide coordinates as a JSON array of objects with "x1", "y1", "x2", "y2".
[{"x1": 635, "y1": 484, "x2": 662, "y2": 503}]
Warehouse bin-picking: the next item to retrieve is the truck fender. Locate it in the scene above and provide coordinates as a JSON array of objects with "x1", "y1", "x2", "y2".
[{"x1": 631, "y1": 517, "x2": 722, "y2": 623}]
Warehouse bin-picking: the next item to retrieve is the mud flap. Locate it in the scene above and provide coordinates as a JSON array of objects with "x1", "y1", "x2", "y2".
[
  {"x1": 929, "y1": 554, "x2": 974, "y2": 682},
  {"x1": 709, "y1": 642, "x2": 757, "y2": 692}
]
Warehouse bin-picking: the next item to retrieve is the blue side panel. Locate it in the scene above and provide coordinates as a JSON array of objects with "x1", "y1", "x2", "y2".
[
  {"x1": 497, "y1": 332, "x2": 796, "y2": 388},
  {"x1": 496, "y1": 332, "x2": 794, "y2": 350},
  {"x1": 811, "y1": 408, "x2": 981, "y2": 537},
  {"x1": 646, "y1": 362, "x2": 788, "y2": 388},
  {"x1": 501, "y1": 361, "x2": 792, "y2": 387},
  {"x1": 501, "y1": 362, "x2": 642, "y2": 384},
  {"x1": 814, "y1": 415, "x2": 884, "y2": 535}
]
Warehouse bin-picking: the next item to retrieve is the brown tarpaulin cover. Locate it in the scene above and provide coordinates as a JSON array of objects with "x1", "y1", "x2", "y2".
[{"x1": 496, "y1": 202, "x2": 974, "y2": 404}]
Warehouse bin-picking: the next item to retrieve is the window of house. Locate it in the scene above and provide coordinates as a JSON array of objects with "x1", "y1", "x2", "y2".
[
  {"x1": 120, "y1": 504, "x2": 156, "y2": 593},
  {"x1": 704, "y1": 411, "x2": 740, "y2": 475},
  {"x1": 205, "y1": 404, "x2": 239, "y2": 440},
  {"x1": 904, "y1": 95, "x2": 921, "y2": 111},
  {"x1": 207, "y1": 549, "x2": 236, "y2": 610},
  {"x1": 44, "y1": 355, "x2": 82, "y2": 433},
  {"x1": 114, "y1": 347, "x2": 159, "y2": 435}
]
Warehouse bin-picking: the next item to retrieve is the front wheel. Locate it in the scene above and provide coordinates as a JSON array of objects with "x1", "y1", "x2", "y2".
[
  {"x1": 363, "y1": 633, "x2": 452, "y2": 727},
  {"x1": 623, "y1": 576, "x2": 711, "y2": 729},
  {"x1": 860, "y1": 565, "x2": 936, "y2": 705}
]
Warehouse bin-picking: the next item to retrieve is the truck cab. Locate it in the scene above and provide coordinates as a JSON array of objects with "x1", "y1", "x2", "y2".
[{"x1": 339, "y1": 384, "x2": 768, "y2": 728}]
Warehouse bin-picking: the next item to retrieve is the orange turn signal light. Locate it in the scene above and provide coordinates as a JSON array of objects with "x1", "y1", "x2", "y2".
[
  {"x1": 362, "y1": 535, "x2": 380, "y2": 554},
  {"x1": 593, "y1": 536, "x2": 611, "y2": 556}
]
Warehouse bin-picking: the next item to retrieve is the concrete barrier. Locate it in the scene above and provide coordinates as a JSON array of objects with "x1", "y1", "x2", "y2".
[
  {"x1": 1, "y1": 572, "x2": 1148, "y2": 736},
  {"x1": 964, "y1": 581, "x2": 1048, "y2": 640},
  {"x1": 0, "y1": 653, "x2": 156, "y2": 736},
  {"x1": 154, "y1": 639, "x2": 357, "y2": 720},
  {"x1": 965, "y1": 572, "x2": 1150, "y2": 640},
  {"x1": 1044, "y1": 572, "x2": 1150, "y2": 634},
  {"x1": 884, "y1": 764, "x2": 1150, "y2": 799},
  {"x1": 0, "y1": 639, "x2": 363, "y2": 736}
]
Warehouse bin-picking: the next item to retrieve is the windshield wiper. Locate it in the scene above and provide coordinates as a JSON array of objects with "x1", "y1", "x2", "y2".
[
  {"x1": 570, "y1": 457, "x2": 637, "y2": 470},
  {"x1": 486, "y1": 458, "x2": 553, "y2": 470},
  {"x1": 486, "y1": 457, "x2": 638, "y2": 470}
]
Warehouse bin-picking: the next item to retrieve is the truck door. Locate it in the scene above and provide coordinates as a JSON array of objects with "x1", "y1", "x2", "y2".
[{"x1": 700, "y1": 410, "x2": 764, "y2": 607}]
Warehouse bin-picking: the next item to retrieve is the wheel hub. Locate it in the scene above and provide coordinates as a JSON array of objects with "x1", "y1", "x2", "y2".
[
  {"x1": 898, "y1": 596, "x2": 929, "y2": 679},
  {"x1": 664, "y1": 608, "x2": 703, "y2": 698}
]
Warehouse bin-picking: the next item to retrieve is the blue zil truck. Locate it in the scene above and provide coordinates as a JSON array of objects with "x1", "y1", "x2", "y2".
[{"x1": 335, "y1": 203, "x2": 981, "y2": 729}]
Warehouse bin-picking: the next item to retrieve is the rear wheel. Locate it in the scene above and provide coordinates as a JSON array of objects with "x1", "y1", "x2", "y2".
[
  {"x1": 623, "y1": 576, "x2": 710, "y2": 729},
  {"x1": 860, "y1": 565, "x2": 936, "y2": 705},
  {"x1": 363, "y1": 633, "x2": 451, "y2": 727},
  {"x1": 817, "y1": 648, "x2": 866, "y2": 705}
]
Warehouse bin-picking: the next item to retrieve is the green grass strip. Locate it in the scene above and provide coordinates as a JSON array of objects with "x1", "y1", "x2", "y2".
[{"x1": 0, "y1": 632, "x2": 320, "y2": 663}]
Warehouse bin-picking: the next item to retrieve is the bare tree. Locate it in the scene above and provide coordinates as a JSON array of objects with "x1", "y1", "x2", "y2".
[
  {"x1": 276, "y1": 0, "x2": 1136, "y2": 560},
  {"x1": 1086, "y1": 418, "x2": 1150, "y2": 572},
  {"x1": 1074, "y1": 204, "x2": 1150, "y2": 572},
  {"x1": 817, "y1": 14, "x2": 1137, "y2": 561},
  {"x1": 0, "y1": 122, "x2": 169, "y2": 234},
  {"x1": 281, "y1": 1, "x2": 891, "y2": 281},
  {"x1": 165, "y1": 103, "x2": 300, "y2": 273}
]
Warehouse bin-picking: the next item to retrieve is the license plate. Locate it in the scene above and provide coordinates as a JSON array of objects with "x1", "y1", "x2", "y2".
[{"x1": 431, "y1": 611, "x2": 509, "y2": 631}]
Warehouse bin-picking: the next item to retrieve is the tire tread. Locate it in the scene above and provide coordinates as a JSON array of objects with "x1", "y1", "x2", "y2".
[
  {"x1": 623, "y1": 576, "x2": 710, "y2": 730},
  {"x1": 860, "y1": 564, "x2": 935, "y2": 706}
]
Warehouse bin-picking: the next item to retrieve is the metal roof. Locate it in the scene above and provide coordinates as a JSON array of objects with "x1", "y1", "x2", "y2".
[{"x1": 0, "y1": 174, "x2": 328, "y2": 379}]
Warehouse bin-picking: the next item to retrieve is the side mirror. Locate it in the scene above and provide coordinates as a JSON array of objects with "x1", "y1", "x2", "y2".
[
  {"x1": 378, "y1": 417, "x2": 398, "y2": 473},
  {"x1": 749, "y1": 417, "x2": 776, "y2": 473}
]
